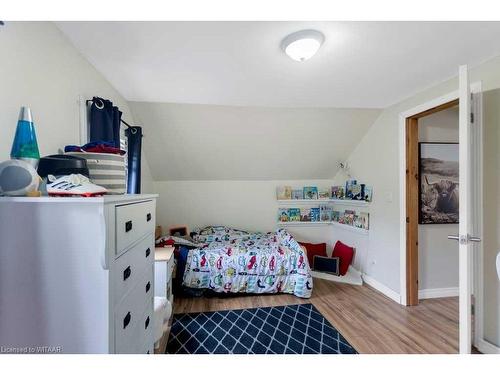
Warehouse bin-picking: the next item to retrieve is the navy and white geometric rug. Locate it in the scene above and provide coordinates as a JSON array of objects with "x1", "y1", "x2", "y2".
[{"x1": 166, "y1": 303, "x2": 357, "y2": 354}]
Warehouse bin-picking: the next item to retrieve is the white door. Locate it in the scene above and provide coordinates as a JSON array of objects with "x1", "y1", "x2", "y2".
[{"x1": 454, "y1": 65, "x2": 481, "y2": 353}]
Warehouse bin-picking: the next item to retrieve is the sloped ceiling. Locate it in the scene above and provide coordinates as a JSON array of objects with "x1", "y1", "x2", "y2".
[
  {"x1": 57, "y1": 21, "x2": 500, "y2": 108},
  {"x1": 129, "y1": 102, "x2": 381, "y2": 181}
]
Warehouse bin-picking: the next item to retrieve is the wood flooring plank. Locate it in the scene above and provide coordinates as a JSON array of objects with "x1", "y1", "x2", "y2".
[{"x1": 173, "y1": 278, "x2": 460, "y2": 354}]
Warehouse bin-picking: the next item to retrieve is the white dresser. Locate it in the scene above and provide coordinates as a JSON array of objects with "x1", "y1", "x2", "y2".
[{"x1": 0, "y1": 194, "x2": 158, "y2": 354}]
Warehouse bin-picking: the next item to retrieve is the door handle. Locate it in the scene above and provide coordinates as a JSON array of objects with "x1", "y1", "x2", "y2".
[{"x1": 447, "y1": 234, "x2": 481, "y2": 243}]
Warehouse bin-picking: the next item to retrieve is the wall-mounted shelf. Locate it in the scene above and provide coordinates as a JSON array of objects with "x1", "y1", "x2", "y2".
[
  {"x1": 277, "y1": 221, "x2": 369, "y2": 235},
  {"x1": 277, "y1": 221, "x2": 331, "y2": 226},
  {"x1": 276, "y1": 199, "x2": 370, "y2": 207}
]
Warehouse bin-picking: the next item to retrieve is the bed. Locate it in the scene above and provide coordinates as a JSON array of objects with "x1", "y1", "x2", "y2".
[{"x1": 182, "y1": 226, "x2": 313, "y2": 298}]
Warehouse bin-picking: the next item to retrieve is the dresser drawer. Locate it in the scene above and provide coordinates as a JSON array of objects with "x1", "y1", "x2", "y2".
[
  {"x1": 114, "y1": 272, "x2": 154, "y2": 354},
  {"x1": 114, "y1": 234, "x2": 154, "y2": 304},
  {"x1": 115, "y1": 200, "x2": 155, "y2": 253}
]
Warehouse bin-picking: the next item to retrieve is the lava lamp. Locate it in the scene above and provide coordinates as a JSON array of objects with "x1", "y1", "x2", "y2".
[{"x1": 10, "y1": 106, "x2": 40, "y2": 167}]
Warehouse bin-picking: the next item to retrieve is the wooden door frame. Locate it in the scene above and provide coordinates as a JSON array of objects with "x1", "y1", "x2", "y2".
[
  {"x1": 398, "y1": 86, "x2": 480, "y2": 306},
  {"x1": 403, "y1": 99, "x2": 459, "y2": 306}
]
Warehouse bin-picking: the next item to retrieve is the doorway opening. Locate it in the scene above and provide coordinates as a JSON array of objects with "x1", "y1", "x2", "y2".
[{"x1": 405, "y1": 99, "x2": 459, "y2": 306}]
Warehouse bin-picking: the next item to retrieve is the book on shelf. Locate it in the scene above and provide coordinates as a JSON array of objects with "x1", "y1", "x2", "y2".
[
  {"x1": 291, "y1": 189, "x2": 303, "y2": 200},
  {"x1": 310, "y1": 207, "x2": 320, "y2": 222},
  {"x1": 354, "y1": 212, "x2": 370, "y2": 230},
  {"x1": 332, "y1": 210, "x2": 341, "y2": 222},
  {"x1": 278, "y1": 208, "x2": 290, "y2": 222},
  {"x1": 340, "y1": 210, "x2": 356, "y2": 226},
  {"x1": 288, "y1": 208, "x2": 301, "y2": 222},
  {"x1": 276, "y1": 185, "x2": 292, "y2": 200},
  {"x1": 331, "y1": 186, "x2": 345, "y2": 199},
  {"x1": 363, "y1": 185, "x2": 373, "y2": 202},
  {"x1": 318, "y1": 188, "x2": 330, "y2": 200},
  {"x1": 300, "y1": 207, "x2": 311, "y2": 222},
  {"x1": 303, "y1": 186, "x2": 318, "y2": 200},
  {"x1": 346, "y1": 182, "x2": 363, "y2": 200},
  {"x1": 320, "y1": 205, "x2": 333, "y2": 222}
]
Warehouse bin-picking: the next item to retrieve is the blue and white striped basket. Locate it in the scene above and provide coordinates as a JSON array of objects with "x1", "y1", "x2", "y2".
[{"x1": 65, "y1": 152, "x2": 126, "y2": 194}]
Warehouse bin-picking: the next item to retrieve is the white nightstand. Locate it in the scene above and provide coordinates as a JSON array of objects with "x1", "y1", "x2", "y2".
[
  {"x1": 155, "y1": 246, "x2": 175, "y2": 303},
  {"x1": 154, "y1": 246, "x2": 175, "y2": 354}
]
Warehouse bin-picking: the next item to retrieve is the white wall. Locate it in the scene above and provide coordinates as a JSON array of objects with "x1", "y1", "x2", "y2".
[
  {"x1": 333, "y1": 55, "x2": 500, "y2": 348},
  {"x1": 154, "y1": 179, "x2": 369, "y2": 271},
  {"x1": 418, "y1": 108, "x2": 459, "y2": 294},
  {"x1": 0, "y1": 22, "x2": 153, "y2": 193},
  {"x1": 129, "y1": 101, "x2": 381, "y2": 181}
]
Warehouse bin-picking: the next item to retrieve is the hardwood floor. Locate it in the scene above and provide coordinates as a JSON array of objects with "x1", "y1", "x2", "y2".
[{"x1": 174, "y1": 278, "x2": 460, "y2": 354}]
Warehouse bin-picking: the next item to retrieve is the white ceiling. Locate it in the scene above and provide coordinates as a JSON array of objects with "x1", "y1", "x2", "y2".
[
  {"x1": 57, "y1": 21, "x2": 500, "y2": 108},
  {"x1": 129, "y1": 102, "x2": 381, "y2": 181}
]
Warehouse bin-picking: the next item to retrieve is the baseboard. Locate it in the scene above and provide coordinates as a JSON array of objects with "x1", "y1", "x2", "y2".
[
  {"x1": 362, "y1": 274, "x2": 401, "y2": 304},
  {"x1": 477, "y1": 338, "x2": 500, "y2": 354},
  {"x1": 418, "y1": 287, "x2": 459, "y2": 299}
]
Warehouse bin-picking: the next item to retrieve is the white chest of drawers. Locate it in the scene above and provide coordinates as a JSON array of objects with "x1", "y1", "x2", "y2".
[{"x1": 0, "y1": 194, "x2": 158, "y2": 354}]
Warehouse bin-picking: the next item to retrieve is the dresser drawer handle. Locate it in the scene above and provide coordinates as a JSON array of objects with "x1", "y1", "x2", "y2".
[
  {"x1": 123, "y1": 266, "x2": 132, "y2": 281},
  {"x1": 145, "y1": 248, "x2": 151, "y2": 258},
  {"x1": 145, "y1": 316, "x2": 150, "y2": 330},
  {"x1": 146, "y1": 281, "x2": 151, "y2": 293},
  {"x1": 125, "y1": 220, "x2": 133, "y2": 232},
  {"x1": 146, "y1": 213, "x2": 152, "y2": 222},
  {"x1": 123, "y1": 312, "x2": 131, "y2": 329}
]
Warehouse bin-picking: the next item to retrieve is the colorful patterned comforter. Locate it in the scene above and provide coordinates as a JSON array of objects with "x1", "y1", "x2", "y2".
[{"x1": 183, "y1": 226, "x2": 313, "y2": 298}]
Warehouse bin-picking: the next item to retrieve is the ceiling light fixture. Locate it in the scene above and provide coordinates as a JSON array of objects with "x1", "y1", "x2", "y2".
[{"x1": 281, "y1": 29, "x2": 325, "y2": 62}]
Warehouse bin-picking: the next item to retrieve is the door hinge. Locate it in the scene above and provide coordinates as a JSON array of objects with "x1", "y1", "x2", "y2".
[{"x1": 471, "y1": 112, "x2": 474, "y2": 124}]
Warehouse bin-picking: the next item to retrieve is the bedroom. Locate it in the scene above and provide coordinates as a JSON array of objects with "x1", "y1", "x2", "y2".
[{"x1": 1, "y1": 0, "x2": 500, "y2": 372}]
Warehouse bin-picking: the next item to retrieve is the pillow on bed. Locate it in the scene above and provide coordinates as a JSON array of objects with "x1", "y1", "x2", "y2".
[
  {"x1": 332, "y1": 241, "x2": 354, "y2": 276},
  {"x1": 299, "y1": 242, "x2": 327, "y2": 266},
  {"x1": 191, "y1": 226, "x2": 253, "y2": 244}
]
